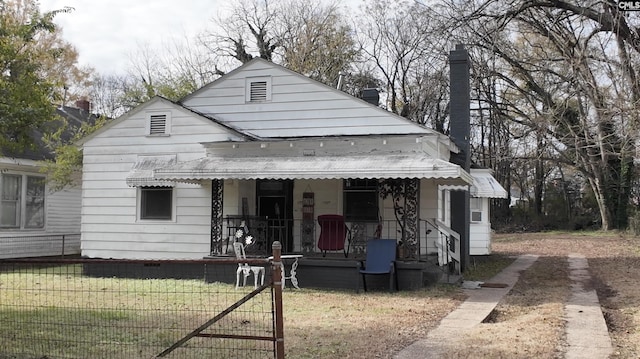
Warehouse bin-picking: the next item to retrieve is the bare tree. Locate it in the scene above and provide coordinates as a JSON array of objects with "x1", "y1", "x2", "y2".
[
  {"x1": 446, "y1": 0, "x2": 640, "y2": 230},
  {"x1": 203, "y1": 0, "x2": 360, "y2": 88},
  {"x1": 278, "y1": 0, "x2": 359, "y2": 87},
  {"x1": 204, "y1": 0, "x2": 280, "y2": 65},
  {"x1": 357, "y1": 0, "x2": 451, "y2": 129}
]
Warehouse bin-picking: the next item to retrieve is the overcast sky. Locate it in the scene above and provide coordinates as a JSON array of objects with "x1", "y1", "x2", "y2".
[
  {"x1": 40, "y1": 0, "x2": 227, "y2": 75},
  {"x1": 40, "y1": 1, "x2": 362, "y2": 76}
]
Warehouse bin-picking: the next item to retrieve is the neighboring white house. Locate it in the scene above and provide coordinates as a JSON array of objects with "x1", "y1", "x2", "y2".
[
  {"x1": 467, "y1": 169, "x2": 508, "y2": 255},
  {"x1": 78, "y1": 58, "x2": 500, "y2": 265},
  {"x1": 0, "y1": 104, "x2": 92, "y2": 258}
]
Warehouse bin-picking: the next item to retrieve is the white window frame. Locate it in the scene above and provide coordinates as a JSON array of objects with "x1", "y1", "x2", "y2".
[
  {"x1": 137, "y1": 186, "x2": 176, "y2": 222},
  {"x1": 245, "y1": 76, "x2": 272, "y2": 103},
  {"x1": 0, "y1": 173, "x2": 46, "y2": 230},
  {"x1": 145, "y1": 111, "x2": 172, "y2": 136},
  {"x1": 437, "y1": 188, "x2": 451, "y2": 226},
  {"x1": 470, "y1": 197, "x2": 483, "y2": 223}
]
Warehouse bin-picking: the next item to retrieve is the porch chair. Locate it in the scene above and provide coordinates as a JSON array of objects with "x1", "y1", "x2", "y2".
[
  {"x1": 358, "y1": 239, "x2": 398, "y2": 292},
  {"x1": 317, "y1": 214, "x2": 351, "y2": 257},
  {"x1": 233, "y1": 242, "x2": 265, "y2": 289}
]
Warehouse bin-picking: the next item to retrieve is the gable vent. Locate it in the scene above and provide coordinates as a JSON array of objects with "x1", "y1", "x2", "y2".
[
  {"x1": 149, "y1": 114, "x2": 167, "y2": 135},
  {"x1": 250, "y1": 81, "x2": 268, "y2": 102}
]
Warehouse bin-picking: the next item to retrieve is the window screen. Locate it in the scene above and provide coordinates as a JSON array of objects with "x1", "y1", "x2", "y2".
[
  {"x1": 141, "y1": 187, "x2": 173, "y2": 220},
  {"x1": 343, "y1": 179, "x2": 378, "y2": 222}
]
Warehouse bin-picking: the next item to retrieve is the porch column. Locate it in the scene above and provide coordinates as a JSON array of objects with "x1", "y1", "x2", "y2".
[
  {"x1": 210, "y1": 179, "x2": 224, "y2": 255},
  {"x1": 404, "y1": 178, "x2": 420, "y2": 259}
]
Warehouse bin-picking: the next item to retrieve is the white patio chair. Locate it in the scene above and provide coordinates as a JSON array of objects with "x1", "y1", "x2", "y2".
[{"x1": 233, "y1": 242, "x2": 265, "y2": 289}]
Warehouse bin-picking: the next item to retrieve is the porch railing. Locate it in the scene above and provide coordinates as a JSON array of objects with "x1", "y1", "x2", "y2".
[
  {"x1": 425, "y1": 219, "x2": 461, "y2": 278},
  {"x1": 217, "y1": 216, "x2": 461, "y2": 272}
]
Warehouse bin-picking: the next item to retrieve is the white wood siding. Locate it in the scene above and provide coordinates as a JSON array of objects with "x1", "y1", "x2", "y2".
[
  {"x1": 420, "y1": 180, "x2": 440, "y2": 255},
  {"x1": 0, "y1": 175, "x2": 81, "y2": 258},
  {"x1": 46, "y1": 186, "x2": 82, "y2": 234},
  {"x1": 81, "y1": 100, "x2": 237, "y2": 259},
  {"x1": 182, "y1": 60, "x2": 431, "y2": 138},
  {"x1": 292, "y1": 179, "x2": 341, "y2": 253},
  {"x1": 470, "y1": 197, "x2": 491, "y2": 255}
]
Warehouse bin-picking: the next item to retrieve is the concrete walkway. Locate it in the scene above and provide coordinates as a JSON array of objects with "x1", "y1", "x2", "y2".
[
  {"x1": 395, "y1": 253, "x2": 613, "y2": 359},
  {"x1": 565, "y1": 253, "x2": 613, "y2": 359}
]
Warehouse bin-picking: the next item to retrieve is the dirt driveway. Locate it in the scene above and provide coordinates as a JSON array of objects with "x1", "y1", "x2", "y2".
[{"x1": 481, "y1": 232, "x2": 640, "y2": 358}]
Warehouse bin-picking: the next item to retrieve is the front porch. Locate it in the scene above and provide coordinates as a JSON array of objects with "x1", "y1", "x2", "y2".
[
  {"x1": 201, "y1": 251, "x2": 447, "y2": 291},
  {"x1": 151, "y1": 136, "x2": 472, "y2": 289},
  {"x1": 205, "y1": 217, "x2": 460, "y2": 291}
]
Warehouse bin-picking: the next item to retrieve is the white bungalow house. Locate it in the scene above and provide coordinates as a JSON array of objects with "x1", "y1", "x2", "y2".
[
  {"x1": 0, "y1": 103, "x2": 92, "y2": 258},
  {"x1": 77, "y1": 56, "x2": 503, "y2": 287}
]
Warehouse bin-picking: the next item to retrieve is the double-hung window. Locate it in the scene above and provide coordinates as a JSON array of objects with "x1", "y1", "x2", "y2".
[
  {"x1": 470, "y1": 197, "x2": 483, "y2": 222},
  {"x1": 1, "y1": 174, "x2": 45, "y2": 229}
]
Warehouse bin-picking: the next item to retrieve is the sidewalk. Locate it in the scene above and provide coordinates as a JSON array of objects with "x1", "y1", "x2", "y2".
[
  {"x1": 394, "y1": 253, "x2": 613, "y2": 358},
  {"x1": 564, "y1": 253, "x2": 613, "y2": 359}
]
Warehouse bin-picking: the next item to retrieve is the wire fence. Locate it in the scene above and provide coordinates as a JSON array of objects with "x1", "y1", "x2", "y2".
[
  {"x1": 0, "y1": 248, "x2": 285, "y2": 359},
  {"x1": 0, "y1": 233, "x2": 80, "y2": 259}
]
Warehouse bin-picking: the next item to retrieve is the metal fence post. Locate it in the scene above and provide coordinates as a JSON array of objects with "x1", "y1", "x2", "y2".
[
  {"x1": 61, "y1": 234, "x2": 66, "y2": 258},
  {"x1": 271, "y1": 241, "x2": 285, "y2": 359}
]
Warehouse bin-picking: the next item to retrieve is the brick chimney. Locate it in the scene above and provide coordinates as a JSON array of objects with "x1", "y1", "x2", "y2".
[
  {"x1": 360, "y1": 88, "x2": 380, "y2": 106},
  {"x1": 449, "y1": 44, "x2": 471, "y2": 272},
  {"x1": 75, "y1": 97, "x2": 91, "y2": 112}
]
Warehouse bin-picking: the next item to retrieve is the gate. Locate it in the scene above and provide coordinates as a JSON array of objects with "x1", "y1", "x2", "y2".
[{"x1": 156, "y1": 242, "x2": 285, "y2": 358}]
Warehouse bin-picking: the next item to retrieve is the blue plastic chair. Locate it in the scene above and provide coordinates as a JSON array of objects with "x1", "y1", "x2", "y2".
[{"x1": 358, "y1": 239, "x2": 398, "y2": 292}]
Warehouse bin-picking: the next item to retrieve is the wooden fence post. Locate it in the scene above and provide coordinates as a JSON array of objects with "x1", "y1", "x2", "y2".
[{"x1": 272, "y1": 241, "x2": 285, "y2": 358}]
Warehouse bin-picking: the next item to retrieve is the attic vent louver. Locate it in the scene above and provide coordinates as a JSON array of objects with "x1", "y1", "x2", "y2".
[
  {"x1": 149, "y1": 114, "x2": 167, "y2": 134},
  {"x1": 250, "y1": 81, "x2": 268, "y2": 102}
]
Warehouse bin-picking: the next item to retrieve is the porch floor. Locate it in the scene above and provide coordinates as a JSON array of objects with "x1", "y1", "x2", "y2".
[{"x1": 205, "y1": 252, "x2": 446, "y2": 291}]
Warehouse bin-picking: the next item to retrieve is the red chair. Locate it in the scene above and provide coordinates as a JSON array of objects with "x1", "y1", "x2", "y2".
[{"x1": 317, "y1": 214, "x2": 351, "y2": 257}]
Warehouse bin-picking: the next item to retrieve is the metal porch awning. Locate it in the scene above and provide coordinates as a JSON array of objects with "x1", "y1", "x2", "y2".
[
  {"x1": 439, "y1": 169, "x2": 507, "y2": 198},
  {"x1": 153, "y1": 154, "x2": 473, "y2": 185},
  {"x1": 471, "y1": 170, "x2": 508, "y2": 198},
  {"x1": 126, "y1": 155, "x2": 177, "y2": 187}
]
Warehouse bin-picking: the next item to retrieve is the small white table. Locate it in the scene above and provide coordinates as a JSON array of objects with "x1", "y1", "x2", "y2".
[{"x1": 268, "y1": 254, "x2": 303, "y2": 289}]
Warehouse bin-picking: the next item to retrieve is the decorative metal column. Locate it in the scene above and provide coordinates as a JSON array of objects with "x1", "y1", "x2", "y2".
[
  {"x1": 403, "y1": 178, "x2": 420, "y2": 259},
  {"x1": 210, "y1": 179, "x2": 224, "y2": 255},
  {"x1": 380, "y1": 178, "x2": 421, "y2": 260}
]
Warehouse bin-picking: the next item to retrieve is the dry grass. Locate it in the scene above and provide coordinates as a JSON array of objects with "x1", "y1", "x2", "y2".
[
  {"x1": 2, "y1": 232, "x2": 639, "y2": 358},
  {"x1": 283, "y1": 287, "x2": 465, "y2": 358}
]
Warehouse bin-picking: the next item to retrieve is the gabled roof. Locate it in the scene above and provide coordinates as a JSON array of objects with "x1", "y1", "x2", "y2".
[
  {"x1": 179, "y1": 58, "x2": 441, "y2": 139},
  {"x1": 1, "y1": 104, "x2": 100, "y2": 161},
  {"x1": 77, "y1": 96, "x2": 256, "y2": 146}
]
